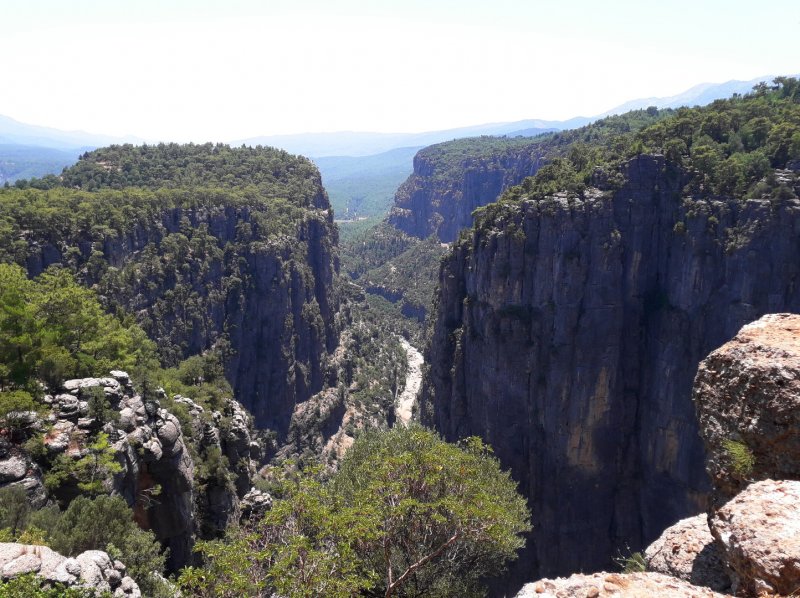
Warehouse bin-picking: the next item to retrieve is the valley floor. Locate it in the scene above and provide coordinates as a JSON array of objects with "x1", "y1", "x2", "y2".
[{"x1": 396, "y1": 337, "x2": 423, "y2": 425}]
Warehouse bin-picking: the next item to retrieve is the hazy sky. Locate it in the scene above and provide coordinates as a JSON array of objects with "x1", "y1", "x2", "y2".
[{"x1": 2, "y1": 0, "x2": 798, "y2": 141}]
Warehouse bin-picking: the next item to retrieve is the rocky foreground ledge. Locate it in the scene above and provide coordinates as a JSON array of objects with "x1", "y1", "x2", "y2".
[
  {"x1": 516, "y1": 571, "x2": 729, "y2": 597},
  {"x1": 0, "y1": 543, "x2": 140, "y2": 596},
  {"x1": 516, "y1": 313, "x2": 800, "y2": 598}
]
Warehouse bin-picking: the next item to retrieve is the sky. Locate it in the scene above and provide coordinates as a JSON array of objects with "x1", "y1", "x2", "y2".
[{"x1": 1, "y1": 0, "x2": 798, "y2": 142}]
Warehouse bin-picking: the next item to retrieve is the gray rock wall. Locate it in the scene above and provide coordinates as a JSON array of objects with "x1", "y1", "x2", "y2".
[
  {"x1": 22, "y1": 199, "x2": 339, "y2": 438},
  {"x1": 423, "y1": 155, "x2": 800, "y2": 589},
  {"x1": 388, "y1": 147, "x2": 545, "y2": 242}
]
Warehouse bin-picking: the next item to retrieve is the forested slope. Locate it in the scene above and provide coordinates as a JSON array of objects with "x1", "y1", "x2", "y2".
[{"x1": 1, "y1": 143, "x2": 339, "y2": 437}]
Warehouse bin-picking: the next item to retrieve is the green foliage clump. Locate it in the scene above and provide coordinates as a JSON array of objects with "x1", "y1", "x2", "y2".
[
  {"x1": 0, "y1": 574, "x2": 95, "y2": 598},
  {"x1": 722, "y1": 438, "x2": 755, "y2": 477},
  {"x1": 49, "y1": 495, "x2": 166, "y2": 596},
  {"x1": 180, "y1": 426, "x2": 530, "y2": 598},
  {"x1": 614, "y1": 549, "x2": 647, "y2": 573},
  {"x1": 44, "y1": 432, "x2": 122, "y2": 496},
  {"x1": 0, "y1": 390, "x2": 40, "y2": 440},
  {"x1": 57, "y1": 142, "x2": 322, "y2": 201},
  {"x1": 0, "y1": 485, "x2": 31, "y2": 538},
  {"x1": 0, "y1": 263, "x2": 156, "y2": 392}
]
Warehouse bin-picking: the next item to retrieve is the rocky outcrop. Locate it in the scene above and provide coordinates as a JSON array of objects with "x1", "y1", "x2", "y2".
[
  {"x1": 0, "y1": 542, "x2": 140, "y2": 596},
  {"x1": 33, "y1": 371, "x2": 261, "y2": 571},
  {"x1": 709, "y1": 479, "x2": 800, "y2": 596},
  {"x1": 239, "y1": 487, "x2": 272, "y2": 522},
  {"x1": 424, "y1": 155, "x2": 800, "y2": 587},
  {"x1": 644, "y1": 514, "x2": 730, "y2": 592},
  {"x1": 388, "y1": 139, "x2": 546, "y2": 242},
  {"x1": 46, "y1": 373, "x2": 195, "y2": 571},
  {"x1": 515, "y1": 571, "x2": 730, "y2": 598},
  {"x1": 181, "y1": 396, "x2": 259, "y2": 537},
  {"x1": 0, "y1": 425, "x2": 48, "y2": 509},
  {"x1": 693, "y1": 313, "x2": 800, "y2": 508}
]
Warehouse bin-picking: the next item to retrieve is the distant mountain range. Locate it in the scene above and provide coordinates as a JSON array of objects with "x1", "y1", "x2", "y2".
[
  {"x1": 233, "y1": 122, "x2": 567, "y2": 158},
  {"x1": 236, "y1": 75, "x2": 782, "y2": 158},
  {"x1": 0, "y1": 74, "x2": 788, "y2": 192},
  {"x1": 0, "y1": 114, "x2": 142, "y2": 150}
]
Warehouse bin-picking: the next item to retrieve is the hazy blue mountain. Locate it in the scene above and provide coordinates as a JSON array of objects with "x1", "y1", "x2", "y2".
[
  {"x1": 0, "y1": 144, "x2": 82, "y2": 184},
  {"x1": 598, "y1": 75, "x2": 784, "y2": 117},
  {"x1": 238, "y1": 76, "x2": 787, "y2": 159},
  {"x1": 235, "y1": 123, "x2": 560, "y2": 158},
  {"x1": 0, "y1": 74, "x2": 789, "y2": 198},
  {"x1": 0, "y1": 114, "x2": 142, "y2": 149}
]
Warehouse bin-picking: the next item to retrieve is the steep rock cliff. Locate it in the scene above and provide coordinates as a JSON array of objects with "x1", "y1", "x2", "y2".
[
  {"x1": 387, "y1": 138, "x2": 547, "y2": 242},
  {"x1": 423, "y1": 155, "x2": 800, "y2": 586},
  {"x1": 0, "y1": 145, "x2": 339, "y2": 438}
]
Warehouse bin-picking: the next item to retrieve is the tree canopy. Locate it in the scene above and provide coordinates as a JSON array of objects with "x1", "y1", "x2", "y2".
[{"x1": 179, "y1": 425, "x2": 530, "y2": 597}]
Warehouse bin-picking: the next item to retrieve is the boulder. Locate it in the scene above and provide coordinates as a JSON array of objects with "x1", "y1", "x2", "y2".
[
  {"x1": 110, "y1": 370, "x2": 130, "y2": 385},
  {"x1": 710, "y1": 479, "x2": 800, "y2": 596},
  {"x1": 240, "y1": 487, "x2": 272, "y2": 521},
  {"x1": 44, "y1": 420, "x2": 76, "y2": 454},
  {"x1": 0, "y1": 456, "x2": 27, "y2": 483},
  {"x1": 0, "y1": 543, "x2": 140, "y2": 596},
  {"x1": 694, "y1": 313, "x2": 800, "y2": 507},
  {"x1": 515, "y1": 571, "x2": 731, "y2": 597},
  {"x1": 644, "y1": 514, "x2": 730, "y2": 592}
]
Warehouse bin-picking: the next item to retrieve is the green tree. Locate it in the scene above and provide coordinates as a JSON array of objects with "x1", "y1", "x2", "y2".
[
  {"x1": 0, "y1": 486, "x2": 30, "y2": 538},
  {"x1": 0, "y1": 574, "x2": 94, "y2": 598},
  {"x1": 49, "y1": 495, "x2": 166, "y2": 596},
  {"x1": 0, "y1": 390, "x2": 40, "y2": 441},
  {"x1": 180, "y1": 426, "x2": 530, "y2": 598},
  {"x1": 334, "y1": 426, "x2": 531, "y2": 597},
  {"x1": 44, "y1": 432, "x2": 122, "y2": 495}
]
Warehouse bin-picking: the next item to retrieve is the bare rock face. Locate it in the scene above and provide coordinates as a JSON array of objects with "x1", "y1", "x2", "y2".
[
  {"x1": 693, "y1": 313, "x2": 800, "y2": 508},
  {"x1": 0, "y1": 542, "x2": 140, "y2": 597},
  {"x1": 515, "y1": 571, "x2": 731, "y2": 598},
  {"x1": 0, "y1": 455, "x2": 27, "y2": 483},
  {"x1": 710, "y1": 479, "x2": 800, "y2": 596},
  {"x1": 44, "y1": 373, "x2": 195, "y2": 571},
  {"x1": 388, "y1": 140, "x2": 546, "y2": 242},
  {"x1": 425, "y1": 156, "x2": 800, "y2": 590},
  {"x1": 644, "y1": 514, "x2": 731, "y2": 592}
]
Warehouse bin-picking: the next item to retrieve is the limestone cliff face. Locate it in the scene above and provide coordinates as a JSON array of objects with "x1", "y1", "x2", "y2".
[
  {"x1": 388, "y1": 142, "x2": 545, "y2": 242},
  {"x1": 423, "y1": 155, "x2": 800, "y2": 587},
  {"x1": 21, "y1": 187, "x2": 338, "y2": 438}
]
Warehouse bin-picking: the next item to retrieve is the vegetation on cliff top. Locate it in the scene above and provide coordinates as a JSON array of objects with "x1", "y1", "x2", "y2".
[
  {"x1": 472, "y1": 77, "x2": 800, "y2": 233},
  {"x1": 12, "y1": 142, "x2": 323, "y2": 202}
]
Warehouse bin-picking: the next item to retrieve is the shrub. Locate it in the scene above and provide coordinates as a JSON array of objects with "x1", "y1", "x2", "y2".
[{"x1": 180, "y1": 426, "x2": 531, "y2": 598}]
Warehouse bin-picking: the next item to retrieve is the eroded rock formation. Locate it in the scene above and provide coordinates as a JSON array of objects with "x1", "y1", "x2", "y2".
[
  {"x1": 0, "y1": 542, "x2": 140, "y2": 597},
  {"x1": 644, "y1": 514, "x2": 730, "y2": 593},
  {"x1": 710, "y1": 479, "x2": 800, "y2": 596}
]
